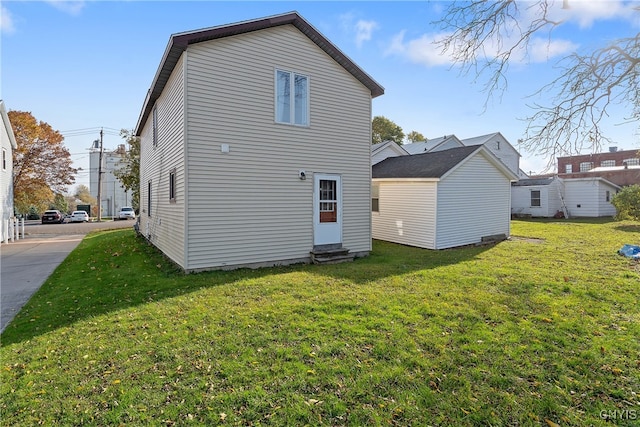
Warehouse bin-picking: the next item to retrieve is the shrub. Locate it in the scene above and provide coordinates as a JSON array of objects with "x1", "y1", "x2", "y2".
[{"x1": 611, "y1": 184, "x2": 640, "y2": 220}]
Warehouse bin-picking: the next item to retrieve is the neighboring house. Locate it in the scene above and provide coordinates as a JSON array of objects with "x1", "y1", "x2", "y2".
[
  {"x1": 90, "y1": 144, "x2": 131, "y2": 216},
  {"x1": 135, "y1": 12, "x2": 384, "y2": 272},
  {"x1": 0, "y1": 100, "x2": 17, "y2": 242},
  {"x1": 557, "y1": 147, "x2": 640, "y2": 187},
  {"x1": 511, "y1": 176, "x2": 619, "y2": 218},
  {"x1": 371, "y1": 141, "x2": 409, "y2": 166},
  {"x1": 402, "y1": 132, "x2": 524, "y2": 179},
  {"x1": 460, "y1": 132, "x2": 522, "y2": 178},
  {"x1": 372, "y1": 146, "x2": 518, "y2": 250}
]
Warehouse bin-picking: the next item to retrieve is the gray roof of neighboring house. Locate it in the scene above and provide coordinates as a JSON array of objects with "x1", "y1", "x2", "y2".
[
  {"x1": 511, "y1": 177, "x2": 555, "y2": 187},
  {"x1": 135, "y1": 11, "x2": 385, "y2": 135},
  {"x1": 460, "y1": 132, "x2": 500, "y2": 146},
  {"x1": 403, "y1": 135, "x2": 462, "y2": 154},
  {"x1": 372, "y1": 146, "x2": 481, "y2": 179}
]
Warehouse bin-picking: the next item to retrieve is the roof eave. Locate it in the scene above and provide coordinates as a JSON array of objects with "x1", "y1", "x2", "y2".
[{"x1": 135, "y1": 11, "x2": 384, "y2": 136}]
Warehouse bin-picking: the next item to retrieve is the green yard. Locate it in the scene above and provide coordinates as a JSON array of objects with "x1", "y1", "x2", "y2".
[{"x1": 1, "y1": 219, "x2": 639, "y2": 426}]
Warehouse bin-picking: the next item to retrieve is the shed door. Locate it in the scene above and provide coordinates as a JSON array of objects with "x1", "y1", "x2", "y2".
[{"x1": 313, "y1": 174, "x2": 342, "y2": 246}]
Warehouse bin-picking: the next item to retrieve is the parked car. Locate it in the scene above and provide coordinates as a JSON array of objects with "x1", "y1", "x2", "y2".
[
  {"x1": 117, "y1": 206, "x2": 136, "y2": 220},
  {"x1": 68, "y1": 210, "x2": 90, "y2": 223},
  {"x1": 41, "y1": 210, "x2": 65, "y2": 224}
]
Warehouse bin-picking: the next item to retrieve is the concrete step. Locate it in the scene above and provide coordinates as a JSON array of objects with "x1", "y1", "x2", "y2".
[{"x1": 310, "y1": 247, "x2": 355, "y2": 265}]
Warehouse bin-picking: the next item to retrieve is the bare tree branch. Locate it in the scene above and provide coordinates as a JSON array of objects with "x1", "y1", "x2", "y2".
[{"x1": 434, "y1": 0, "x2": 640, "y2": 159}]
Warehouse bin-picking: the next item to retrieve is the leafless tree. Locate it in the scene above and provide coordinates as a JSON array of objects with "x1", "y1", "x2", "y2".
[{"x1": 435, "y1": 0, "x2": 640, "y2": 162}]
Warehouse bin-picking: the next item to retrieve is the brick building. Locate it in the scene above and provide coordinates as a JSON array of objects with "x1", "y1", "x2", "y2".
[{"x1": 557, "y1": 147, "x2": 640, "y2": 187}]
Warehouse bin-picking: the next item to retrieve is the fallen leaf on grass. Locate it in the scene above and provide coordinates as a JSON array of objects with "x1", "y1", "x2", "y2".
[{"x1": 544, "y1": 419, "x2": 560, "y2": 427}]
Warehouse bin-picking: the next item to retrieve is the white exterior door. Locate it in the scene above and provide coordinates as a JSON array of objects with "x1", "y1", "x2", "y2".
[{"x1": 313, "y1": 173, "x2": 342, "y2": 246}]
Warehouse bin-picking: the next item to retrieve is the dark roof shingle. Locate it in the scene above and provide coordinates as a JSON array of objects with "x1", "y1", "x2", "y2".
[{"x1": 372, "y1": 146, "x2": 481, "y2": 179}]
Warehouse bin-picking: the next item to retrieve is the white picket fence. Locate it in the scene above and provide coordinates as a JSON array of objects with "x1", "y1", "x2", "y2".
[{"x1": 1, "y1": 217, "x2": 25, "y2": 244}]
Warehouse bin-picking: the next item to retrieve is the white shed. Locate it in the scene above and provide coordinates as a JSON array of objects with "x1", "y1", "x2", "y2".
[
  {"x1": 511, "y1": 177, "x2": 564, "y2": 218},
  {"x1": 563, "y1": 177, "x2": 619, "y2": 217},
  {"x1": 0, "y1": 100, "x2": 17, "y2": 242},
  {"x1": 372, "y1": 145, "x2": 518, "y2": 249}
]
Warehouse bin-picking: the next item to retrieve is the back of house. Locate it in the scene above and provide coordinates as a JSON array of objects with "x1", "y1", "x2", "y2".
[{"x1": 135, "y1": 12, "x2": 383, "y2": 271}]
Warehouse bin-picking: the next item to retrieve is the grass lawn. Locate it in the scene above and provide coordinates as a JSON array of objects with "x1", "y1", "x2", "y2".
[{"x1": 1, "y1": 219, "x2": 639, "y2": 426}]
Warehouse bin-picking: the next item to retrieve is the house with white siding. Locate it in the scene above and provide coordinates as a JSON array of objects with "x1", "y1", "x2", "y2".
[
  {"x1": 372, "y1": 145, "x2": 518, "y2": 250},
  {"x1": 135, "y1": 12, "x2": 384, "y2": 272},
  {"x1": 1, "y1": 100, "x2": 17, "y2": 242},
  {"x1": 511, "y1": 176, "x2": 619, "y2": 218}
]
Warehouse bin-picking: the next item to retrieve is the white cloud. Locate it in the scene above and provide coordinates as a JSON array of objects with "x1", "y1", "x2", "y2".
[
  {"x1": 385, "y1": 30, "x2": 454, "y2": 67},
  {"x1": 526, "y1": 0, "x2": 638, "y2": 29},
  {"x1": 1, "y1": 6, "x2": 16, "y2": 34},
  {"x1": 45, "y1": 0, "x2": 86, "y2": 16},
  {"x1": 529, "y1": 37, "x2": 578, "y2": 62},
  {"x1": 355, "y1": 19, "x2": 379, "y2": 48}
]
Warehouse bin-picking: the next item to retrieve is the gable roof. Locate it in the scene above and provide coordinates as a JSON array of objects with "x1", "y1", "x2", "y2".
[
  {"x1": 135, "y1": 11, "x2": 385, "y2": 135},
  {"x1": 371, "y1": 141, "x2": 409, "y2": 156},
  {"x1": 373, "y1": 146, "x2": 481, "y2": 179}
]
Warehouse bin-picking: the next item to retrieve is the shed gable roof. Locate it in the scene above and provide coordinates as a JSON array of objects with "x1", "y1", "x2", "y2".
[
  {"x1": 372, "y1": 146, "x2": 481, "y2": 179},
  {"x1": 135, "y1": 11, "x2": 384, "y2": 135}
]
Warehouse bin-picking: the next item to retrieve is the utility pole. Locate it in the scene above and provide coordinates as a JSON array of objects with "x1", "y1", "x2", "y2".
[{"x1": 96, "y1": 128, "x2": 104, "y2": 222}]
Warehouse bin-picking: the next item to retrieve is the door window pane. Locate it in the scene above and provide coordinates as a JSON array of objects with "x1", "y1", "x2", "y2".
[{"x1": 319, "y1": 179, "x2": 337, "y2": 223}]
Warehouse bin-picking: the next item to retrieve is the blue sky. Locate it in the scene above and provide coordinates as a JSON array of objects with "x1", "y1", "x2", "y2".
[{"x1": 2, "y1": 1, "x2": 639, "y2": 190}]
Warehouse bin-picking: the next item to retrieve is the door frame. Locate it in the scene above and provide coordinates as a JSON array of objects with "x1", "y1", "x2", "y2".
[{"x1": 313, "y1": 173, "x2": 342, "y2": 247}]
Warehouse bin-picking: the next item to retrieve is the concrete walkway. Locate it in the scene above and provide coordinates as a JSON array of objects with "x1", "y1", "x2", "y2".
[{"x1": 1, "y1": 235, "x2": 84, "y2": 333}]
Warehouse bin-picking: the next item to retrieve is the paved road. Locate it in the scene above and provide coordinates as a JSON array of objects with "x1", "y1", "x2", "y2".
[{"x1": 0, "y1": 220, "x2": 135, "y2": 333}]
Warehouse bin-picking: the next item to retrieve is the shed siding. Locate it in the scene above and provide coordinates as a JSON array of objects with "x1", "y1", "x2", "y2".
[
  {"x1": 372, "y1": 181, "x2": 436, "y2": 248},
  {"x1": 564, "y1": 179, "x2": 617, "y2": 217},
  {"x1": 184, "y1": 25, "x2": 372, "y2": 270},
  {"x1": 139, "y1": 55, "x2": 186, "y2": 267},
  {"x1": 436, "y1": 154, "x2": 511, "y2": 249},
  {"x1": 511, "y1": 181, "x2": 562, "y2": 217}
]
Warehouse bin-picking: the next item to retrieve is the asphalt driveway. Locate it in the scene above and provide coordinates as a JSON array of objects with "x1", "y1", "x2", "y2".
[{"x1": 0, "y1": 219, "x2": 135, "y2": 333}]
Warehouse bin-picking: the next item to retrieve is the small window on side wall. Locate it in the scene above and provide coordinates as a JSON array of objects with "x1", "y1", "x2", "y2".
[
  {"x1": 169, "y1": 169, "x2": 176, "y2": 203},
  {"x1": 530, "y1": 190, "x2": 541, "y2": 207},
  {"x1": 148, "y1": 180, "x2": 152, "y2": 217},
  {"x1": 372, "y1": 183, "x2": 380, "y2": 212},
  {"x1": 2, "y1": 148, "x2": 6, "y2": 171}
]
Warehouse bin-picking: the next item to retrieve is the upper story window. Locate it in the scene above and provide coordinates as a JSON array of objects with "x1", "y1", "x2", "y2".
[
  {"x1": 579, "y1": 162, "x2": 594, "y2": 172},
  {"x1": 275, "y1": 70, "x2": 309, "y2": 126},
  {"x1": 624, "y1": 158, "x2": 640, "y2": 166},
  {"x1": 601, "y1": 160, "x2": 615, "y2": 167},
  {"x1": 2, "y1": 148, "x2": 6, "y2": 171},
  {"x1": 565, "y1": 164, "x2": 572, "y2": 173}
]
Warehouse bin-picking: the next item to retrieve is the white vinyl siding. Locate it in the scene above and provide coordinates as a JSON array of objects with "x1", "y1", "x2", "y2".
[
  {"x1": 139, "y1": 54, "x2": 186, "y2": 267},
  {"x1": 510, "y1": 181, "x2": 562, "y2": 218},
  {"x1": 436, "y1": 154, "x2": 512, "y2": 249},
  {"x1": 0, "y1": 104, "x2": 15, "y2": 240},
  {"x1": 182, "y1": 25, "x2": 372, "y2": 270},
  {"x1": 372, "y1": 180, "x2": 437, "y2": 249},
  {"x1": 564, "y1": 178, "x2": 618, "y2": 217}
]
